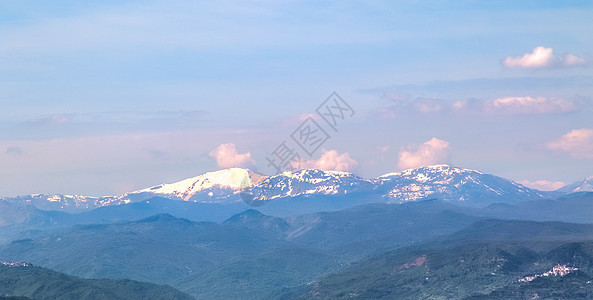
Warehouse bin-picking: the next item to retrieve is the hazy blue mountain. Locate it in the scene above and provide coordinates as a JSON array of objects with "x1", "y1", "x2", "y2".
[
  {"x1": 73, "y1": 197, "x2": 248, "y2": 224},
  {"x1": 0, "y1": 200, "x2": 70, "y2": 227},
  {"x1": 223, "y1": 209, "x2": 290, "y2": 237},
  {"x1": 0, "y1": 197, "x2": 253, "y2": 245},
  {"x1": 0, "y1": 213, "x2": 327, "y2": 299},
  {"x1": 284, "y1": 200, "x2": 479, "y2": 258},
  {"x1": 0, "y1": 261, "x2": 193, "y2": 300},
  {"x1": 479, "y1": 192, "x2": 593, "y2": 223},
  {"x1": 5, "y1": 191, "x2": 591, "y2": 249},
  {"x1": 0, "y1": 200, "x2": 74, "y2": 244}
]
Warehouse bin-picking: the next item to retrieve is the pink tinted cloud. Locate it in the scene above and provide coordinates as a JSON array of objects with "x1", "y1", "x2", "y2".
[
  {"x1": 295, "y1": 149, "x2": 358, "y2": 172},
  {"x1": 518, "y1": 180, "x2": 566, "y2": 191},
  {"x1": 209, "y1": 143, "x2": 255, "y2": 169},
  {"x1": 398, "y1": 138, "x2": 450, "y2": 170},
  {"x1": 547, "y1": 129, "x2": 593, "y2": 159},
  {"x1": 484, "y1": 96, "x2": 576, "y2": 115}
]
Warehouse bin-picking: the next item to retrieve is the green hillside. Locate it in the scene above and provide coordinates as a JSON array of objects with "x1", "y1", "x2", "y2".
[
  {"x1": 288, "y1": 220, "x2": 593, "y2": 299},
  {"x1": 0, "y1": 262, "x2": 192, "y2": 300}
]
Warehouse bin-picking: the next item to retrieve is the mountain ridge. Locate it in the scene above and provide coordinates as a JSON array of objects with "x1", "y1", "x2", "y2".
[
  {"x1": 558, "y1": 176, "x2": 593, "y2": 194},
  {"x1": 1, "y1": 164, "x2": 578, "y2": 212}
]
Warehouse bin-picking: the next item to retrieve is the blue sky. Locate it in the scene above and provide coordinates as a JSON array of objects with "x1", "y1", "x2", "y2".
[{"x1": 1, "y1": 0, "x2": 592, "y2": 196}]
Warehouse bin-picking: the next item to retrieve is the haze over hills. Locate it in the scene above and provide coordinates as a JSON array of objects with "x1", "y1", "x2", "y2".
[
  {"x1": 0, "y1": 201, "x2": 481, "y2": 299},
  {"x1": 3, "y1": 196, "x2": 593, "y2": 299},
  {"x1": 2, "y1": 164, "x2": 580, "y2": 213}
]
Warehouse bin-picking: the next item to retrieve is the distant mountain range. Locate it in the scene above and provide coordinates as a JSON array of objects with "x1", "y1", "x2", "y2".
[{"x1": 5, "y1": 164, "x2": 585, "y2": 213}]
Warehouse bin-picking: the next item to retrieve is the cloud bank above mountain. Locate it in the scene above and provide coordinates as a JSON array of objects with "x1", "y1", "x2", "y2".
[
  {"x1": 398, "y1": 138, "x2": 450, "y2": 170},
  {"x1": 210, "y1": 143, "x2": 255, "y2": 169},
  {"x1": 296, "y1": 149, "x2": 358, "y2": 172}
]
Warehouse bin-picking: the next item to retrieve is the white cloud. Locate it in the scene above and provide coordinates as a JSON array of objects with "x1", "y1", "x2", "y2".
[
  {"x1": 518, "y1": 180, "x2": 566, "y2": 191},
  {"x1": 295, "y1": 149, "x2": 358, "y2": 172},
  {"x1": 503, "y1": 47, "x2": 585, "y2": 69},
  {"x1": 547, "y1": 129, "x2": 593, "y2": 159},
  {"x1": 209, "y1": 143, "x2": 255, "y2": 169},
  {"x1": 485, "y1": 96, "x2": 576, "y2": 115},
  {"x1": 398, "y1": 138, "x2": 450, "y2": 170},
  {"x1": 382, "y1": 95, "x2": 583, "y2": 117}
]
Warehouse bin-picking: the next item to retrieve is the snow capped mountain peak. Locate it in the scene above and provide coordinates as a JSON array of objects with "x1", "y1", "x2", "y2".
[
  {"x1": 139, "y1": 168, "x2": 252, "y2": 192},
  {"x1": 557, "y1": 176, "x2": 593, "y2": 193},
  {"x1": 250, "y1": 168, "x2": 372, "y2": 200},
  {"x1": 378, "y1": 164, "x2": 544, "y2": 204},
  {"x1": 130, "y1": 168, "x2": 265, "y2": 201}
]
